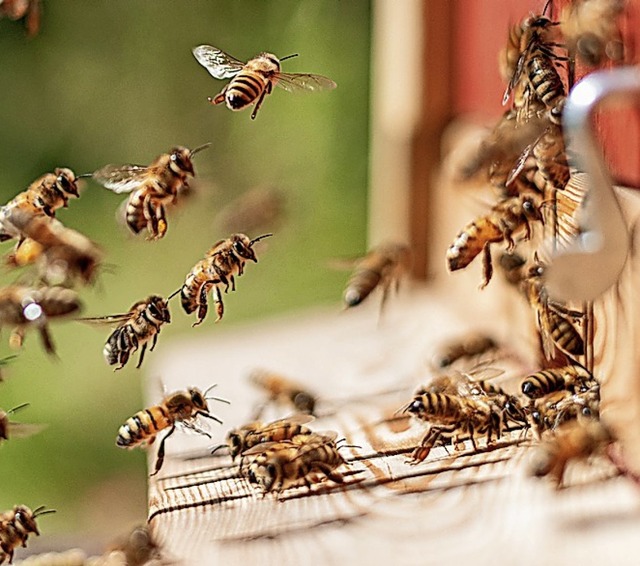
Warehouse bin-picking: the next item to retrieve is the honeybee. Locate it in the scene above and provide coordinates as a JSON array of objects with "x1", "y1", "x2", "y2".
[
  {"x1": 0, "y1": 168, "x2": 80, "y2": 243},
  {"x1": 433, "y1": 334, "x2": 499, "y2": 368},
  {"x1": 249, "y1": 369, "x2": 317, "y2": 416},
  {"x1": 117, "y1": 385, "x2": 228, "y2": 476},
  {"x1": 242, "y1": 431, "x2": 347, "y2": 493},
  {"x1": 446, "y1": 194, "x2": 543, "y2": 288},
  {"x1": 106, "y1": 524, "x2": 163, "y2": 566},
  {"x1": 342, "y1": 243, "x2": 410, "y2": 310},
  {"x1": 215, "y1": 185, "x2": 286, "y2": 235},
  {"x1": 0, "y1": 285, "x2": 82, "y2": 355},
  {"x1": 560, "y1": 0, "x2": 625, "y2": 66},
  {"x1": 0, "y1": 403, "x2": 44, "y2": 443},
  {"x1": 192, "y1": 45, "x2": 336, "y2": 120},
  {"x1": 521, "y1": 364, "x2": 596, "y2": 399},
  {"x1": 530, "y1": 419, "x2": 613, "y2": 487},
  {"x1": 528, "y1": 386, "x2": 600, "y2": 438},
  {"x1": 80, "y1": 295, "x2": 170, "y2": 370},
  {"x1": 174, "y1": 233, "x2": 272, "y2": 325},
  {"x1": 0, "y1": 0, "x2": 41, "y2": 36},
  {"x1": 0, "y1": 505, "x2": 55, "y2": 564},
  {"x1": 91, "y1": 144, "x2": 210, "y2": 240},
  {"x1": 5, "y1": 213, "x2": 103, "y2": 287},
  {"x1": 220, "y1": 414, "x2": 314, "y2": 460}
]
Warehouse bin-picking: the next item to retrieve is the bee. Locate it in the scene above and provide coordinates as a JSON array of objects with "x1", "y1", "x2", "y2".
[
  {"x1": 106, "y1": 524, "x2": 163, "y2": 566},
  {"x1": 521, "y1": 364, "x2": 596, "y2": 399},
  {"x1": 91, "y1": 144, "x2": 210, "y2": 240},
  {"x1": 215, "y1": 185, "x2": 286, "y2": 235},
  {"x1": 342, "y1": 243, "x2": 410, "y2": 310},
  {"x1": 446, "y1": 194, "x2": 543, "y2": 288},
  {"x1": 0, "y1": 403, "x2": 44, "y2": 443},
  {"x1": 192, "y1": 45, "x2": 336, "y2": 120},
  {"x1": 560, "y1": 0, "x2": 625, "y2": 66},
  {"x1": 174, "y1": 233, "x2": 272, "y2": 325},
  {"x1": 5, "y1": 213, "x2": 103, "y2": 287},
  {"x1": 116, "y1": 385, "x2": 228, "y2": 476},
  {"x1": 0, "y1": 505, "x2": 55, "y2": 565},
  {"x1": 530, "y1": 419, "x2": 614, "y2": 487},
  {"x1": 80, "y1": 295, "x2": 171, "y2": 370},
  {"x1": 220, "y1": 415, "x2": 315, "y2": 461},
  {"x1": 528, "y1": 386, "x2": 600, "y2": 438},
  {"x1": 0, "y1": 168, "x2": 80, "y2": 243},
  {"x1": 0, "y1": 0, "x2": 41, "y2": 37},
  {"x1": 0, "y1": 285, "x2": 82, "y2": 355},
  {"x1": 433, "y1": 334, "x2": 499, "y2": 368},
  {"x1": 242, "y1": 432, "x2": 347, "y2": 493},
  {"x1": 249, "y1": 369, "x2": 317, "y2": 416}
]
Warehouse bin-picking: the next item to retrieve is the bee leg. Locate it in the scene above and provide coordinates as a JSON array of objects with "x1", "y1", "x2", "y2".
[
  {"x1": 8, "y1": 327, "x2": 24, "y2": 350},
  {"x1": 209, "y1": 88, "x2": 227, "y2": 105},
  {"x1": 150, "y1": 332, "x2": 159, "y2": 352},
  {"x1": 213, "y1": 286, "x2": 224, "y2": 322},
  {"x1": 480, "y1": 245, "x2": 493, "y2": 289},
  {"x1": 38, "y1": 325, "x2": 57, "y2": 357},
  {"x1": 136, "y1": 343, "x2": 148, "y2": 369},
  {"x1": 150, "y1": 425, "x2": 176, "y2": 477},
  {"x1": 192, "y1": 282, "x2": 213, "y2": 326},
  {"x1": 156, "y1": 204, "x2": 168, "y2": 239},
  {"x1": 198, "y1": 411, "x2": 223, "y2": 425},
  {"x1": 409, "y1": 427, "x2": 441, "y2": 464},
  {"x1": 251, "y1": 88, "x2": 270, "y2": 120}
]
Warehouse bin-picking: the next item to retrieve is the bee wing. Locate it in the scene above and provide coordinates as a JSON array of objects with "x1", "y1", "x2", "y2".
[
  {"x1": 76, "y1": 313, "x2": 131, "y2": 326},
  {"x1": 6, "y1": 422, "x2": 47, "y2": 440},
  {"x1": 92, "y1": 164, "x2": 150, "y2": 194},
  {"x1": 258, "y1": 414, "x2": 315, "y2": 433},
  {"x1": 275, "y1": 72, "x2": 337, "y2": 93},
  {"x1": 192, "y1": 45, "x2": 245, "y2": 80},
  {"x1": 241, "y1": 441, "x2": 290, "y2": 457}
]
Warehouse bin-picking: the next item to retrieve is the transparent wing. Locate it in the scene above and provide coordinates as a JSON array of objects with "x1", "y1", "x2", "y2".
[
  {"x1": 192, "y1": 45, "x2": 245, "y2": 80},
  {"x1": 76, "y1": 313, "x2": 131, "y2": 326},
  {"x1": 275, "y1": 72, "x2": 337, "y2": 93},
  {"x1": 257, "y1": 415, "x2": 315, "y2": 433},
  {"x1": 241, "y1": 441, "x2": 291, "y2": 457},
  {"x1": 92, "y1": 164, "x2": 150, "y2": 194},
  {"x1": 6, "y1": 422, "x2": 47, "y2": 440}
]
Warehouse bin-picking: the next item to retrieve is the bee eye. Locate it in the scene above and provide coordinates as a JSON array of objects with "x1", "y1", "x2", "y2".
[
  {"x1": 266, "y1": 464, "x2": 277, "y2": 478},
  {"x1": 233, "y1": 241, "x2": 245, "y2": 254}
]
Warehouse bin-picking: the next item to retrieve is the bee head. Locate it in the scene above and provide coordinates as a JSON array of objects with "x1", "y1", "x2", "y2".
[
  {"x1": 521, "y1": 197, "x2": 542, "y2": 221},
  {"x1": 188, "y1": 388, "x2": 208, "y2": 412},
  {"x1": 146, "y1": 295, "x2": 171, "y2": 324},
  {"x1": 292, "y1": 391, "x2": 316, "y2": 415},
  {"x1": 505, "y1": 396, "x2": 528, "y2": 425},
  {"x1": 13, "y1": 505, "x2": 40, "y2": 535},
  {"x1": 227, "y1": 430, "x2": 244, "y2": 459},
  {"x1": 54, "y1": 168, "x2": 80, "y2": 198},
  {"x1": 169, "y1": 147, "x2": 195, "y2": 177},
  {"x1": 254, "y1": 463, "x2": 278, "y2": 492}
]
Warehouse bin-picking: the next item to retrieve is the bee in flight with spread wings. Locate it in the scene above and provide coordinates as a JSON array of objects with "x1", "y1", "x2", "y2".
[{"x1": 192, "y1": 45, "x2": 337, "y2": 120}]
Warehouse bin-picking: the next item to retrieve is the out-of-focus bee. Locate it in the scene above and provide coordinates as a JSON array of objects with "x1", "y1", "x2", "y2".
[
  {"x1": 192, "y1": 45, "x2": 337, "y2": 120},
  {"x1": 433, "y1": 333, "x2": 499, "y2": 368},
  {"x1": 528, "y1": 386, "x2": 600, "y2": 438},
  {"x1": 5, "y1": 213, "x2": 103, "y2": 287},
  {"x1": 91, "y1": 144, "x2": 210, "y2": 240},
  {"x1": 521, "y1": 364, "x2": 596, "y2": 399},
  {"x1": 242, "y1": 431, "x2": 347, "y2": 493},
  {"x1": 342, "y1": 243, "x2": 410, "y2": 310},
  {"x1": 530, "y1": 419, "x2": 614, "y2": 487},
  {"x1": 0, "y1": 168, "x2": 80, "y2": 243},
  {"x1": 0, "y1": 355, "x2": 17, "y2": 383},
  {"x1": 219, "y1": 414, "x2": 314, "y2": 461},
  {"x1": 503, "y1": 15, "x2": 567, "y2": 120},
  {"x1": 116, "y1": 385, "x2": 228, "y2": 476},
  {"x1": 560, "y1": 0, "x2": 625, "y2": 66},
  {"x1": 446, "y1": 194, "x2": 543, "y2": 288},
  {"x1": 0, "y1": 504, "x2": 55, "y2": 565},
  {"x1": 249, "y1": 369, "x2": 317, "y2": 416},
  {"x1": 215, "y1": 185, "x2": 286, "y2": 235},
  {"x1": 80, "y1": 295, "x2": 170, "y2": 370},
  {"x1": 0, "y1": 0, "x2": 41, "y2": 37},
  {"x1": 0, "y1": 285, "x2": 81, "y2": 355},
  {"x1": 174, "y1": 233, "x2": 271, "y2": 325},
  {"x1": 106, "y1": 524, "x2": 164, "y2": 566},
  {"x1": 0, "y1": 403, "x2": 44, "y2": 443}
]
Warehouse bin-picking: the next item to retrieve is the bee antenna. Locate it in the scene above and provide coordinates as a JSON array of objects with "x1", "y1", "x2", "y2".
[
  {"x1": 167, "y1": 288, "x2": 181, "y2": 301},
  {"x1": 542, "y1": 0, "x2": 553, "y2": 17},
  {"x1": 202, "y1": 383, "x2": 219, "y2": 396},
  {"x1": 207, "y1": 395, "x2": 231, "y2": 405},
  {"x1": 190, "y1": 142, "x2": 212, "y2": 157},
  {"x1": 7, "y1": 402, "x2": 30, "y2": 416},
  {"x1": 32, "y1": 507, "x2": 56, "y2": 518},
  {"x1": 210, "y1": 443, "x2": 228, "y2": 456},
  {"x1": 250, "y1": 233, "x2": 273, "y2": 246},
  {"x1": 280, "y1": 53, "x2": 299, "y2": 62},
  {"x1": 76, "y1": 173, "x2": 94, "y2": 179}
]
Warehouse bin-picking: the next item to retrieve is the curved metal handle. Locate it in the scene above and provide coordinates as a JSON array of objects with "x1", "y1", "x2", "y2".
[{"x1": 543, "y1": 67, "x2": 638, "y2": 303}]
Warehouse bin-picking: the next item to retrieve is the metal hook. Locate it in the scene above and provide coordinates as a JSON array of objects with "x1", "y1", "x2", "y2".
[{"x1": 543, "y1": 67, "x2": 638, "y2": 303}]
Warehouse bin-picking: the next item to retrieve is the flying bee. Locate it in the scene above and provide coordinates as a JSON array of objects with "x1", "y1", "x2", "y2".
[
  {"x1": 215, "y1": 185, "x2": 287, "y2": 235},
  {"x1": 0, "y1": 0, "x2": 41, "y2": 37},
  {"x1": 91, "y1": 144, "x2": 210, "y2": 240},
  {"x1": 80, "y1": 295, "x2": 170, "y2": 370},
  {"x1": 192, "y1": 45, "x2": 336, "y2": 120},
  {"x1": 0, "y1": 285, "x2": 81, "y2": 356},
  {"x1": 0, "y1": 403, "x2": 44, "y2": 444},
  {"x1": 446, "y1": 194, "x2": 543, "y2": 288},
  {"x1": 560, "y1": 0, "x2": 625, "y2": 66},
  {"x1": 521, "y1": 364, "x2": 597, "y2": 399},
  {"x1": 117, "y1": 385, "x2": 228, "y2": 477},
  {"x1": 433, "y1": 334, "x2": 499, "y2": 368},
  {"x1": 249, "y1": 369, "x2": 317, "y2": 416},
  {"x1": 0, "y1": 168, "x2": 80, "y2": 244},
  {"x1": 242, "y1": 431, "x2": 347, "y2": 493},
  {"x1": 218, "y1": 414, "x2": 315, "y2": 461},
  {"x1": 106, "y1": 524, "x2": 164, "y2": 566},
  {"x1": 342, "y1": 243, "x2": 410, "y2": 311},
  {"x1": 0, "y1": 505, "x2": 55, "y2": 565},
  {"x1": 174, "y1": 233, "x2": 272, "y2": 325},
  {"x1": 5, "y1": 213, "x2": 103, "y2": 287},
  {"x1": 530, "y1": 419, "x2": 614, "y2": 487}
]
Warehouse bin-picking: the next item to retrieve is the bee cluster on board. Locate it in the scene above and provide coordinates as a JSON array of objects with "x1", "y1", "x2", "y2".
[{"x1": 0, "y1": 0, "x2": 632, "y2": 562}]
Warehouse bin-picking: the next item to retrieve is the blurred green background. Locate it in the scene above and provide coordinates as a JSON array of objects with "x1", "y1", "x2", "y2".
[{"x1": 0, "y1": 0, "x2": 371, "y2": 545}]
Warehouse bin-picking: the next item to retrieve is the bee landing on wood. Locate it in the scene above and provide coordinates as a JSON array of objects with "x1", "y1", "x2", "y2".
[
  {"x1": 80, "y1": 295, "x2": 171, "y2": 370},
  {"x1": 192, "y1": 45, "x2": 336, "y2": 120},
  {"x1": 91, "y1": 144, "x2": 210, "y2": 240},
  {"x1": 249, "y1": 369, "x2": 317, "y2": 416},
  {"x1": 117, "y1": 385, "x2": 229, "y2": 477},
  {"x1": 173, "y1": 233, "x2": 271, "y2": 325},
  {"x1": 0, "y1": 505, "x2": 55, "y2": 565}
]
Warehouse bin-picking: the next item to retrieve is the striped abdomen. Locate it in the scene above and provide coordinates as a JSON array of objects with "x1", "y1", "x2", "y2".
[
  {"x1": 225, "y1": 71, "x2": 267, "y2": 111},
  {"x1": 526, "y1": 51, "x2": 565, "y2": 110},
  {"x1": 117, "y1": 405, "x2": 171, "y2": 448},
  {"x1": 521, "y1": 369, "x2": 567, "y2": 399},
  {"x1": 180, "y1": 262, "x2": 211, "y2": 314},
  {"x1": 406, "y1": 392, "x2": 465, "y2": 423},
  {"x1": 447, "y1": 219, "x2": 503, "y2": 271},
  {"x1": 546, "y1": 309, "x2": 584, "y2": 357}
]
